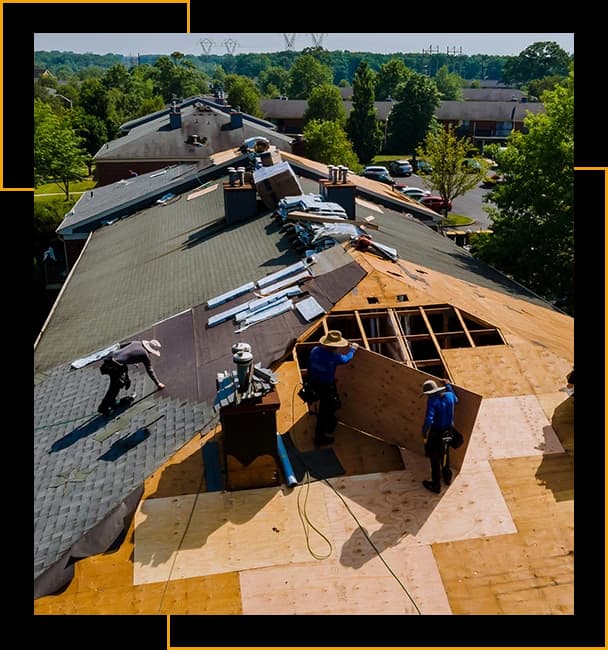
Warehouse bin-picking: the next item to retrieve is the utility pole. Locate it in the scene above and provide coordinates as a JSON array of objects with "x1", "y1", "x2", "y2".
[
  {"x1": 310, "y1": 33, "x2": 327, "y2": 48},
  {"x1": 421, "y1": 45, "x2": 440, "y2": 76},
  {"x1": 200, "y1": 38, "x2": 215, "y2": 55},
  {"x1": 283, "y1": 33, "x2": 296, "y2": 50},
  {"x1": 446, "y1": 46, "x2": 463, "y2": 75}
]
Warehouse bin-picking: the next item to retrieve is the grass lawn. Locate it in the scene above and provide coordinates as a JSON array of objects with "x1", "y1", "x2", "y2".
[
  {"x1": 372, "y1": 154, "x2": 412, "y2": 164},
  {"x1": 35, "y1": 176, "x2": 96, "y2": 197},
  {"x1": 440, "y1": 213, "x2": 475, "y2": 227}
]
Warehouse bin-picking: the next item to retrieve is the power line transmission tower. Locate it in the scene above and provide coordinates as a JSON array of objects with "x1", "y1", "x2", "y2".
[
  {"x1": 224, "y1": 39, "x2": 239, "y2": 54},
  {"x1": 200, "y1": 38, "x2": 215, "y2": 55},
  {"x1": 310, "y1": 33, "x2": 326, "y2": 48},
  {"x1": 283, "y1": 33, "x2": 296, "y2": 50}
]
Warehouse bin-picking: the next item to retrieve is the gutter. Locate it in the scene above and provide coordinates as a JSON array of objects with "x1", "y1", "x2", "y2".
[{"x1": 34, "y1": 230, "x2": 93, "y2": 351}]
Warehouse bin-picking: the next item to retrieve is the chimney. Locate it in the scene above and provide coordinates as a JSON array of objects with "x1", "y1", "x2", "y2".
[
  {"x1": 319, "y1": 163, "x2": 356, "y2": 220},
  {"x1": 230, "y1": 110, "x2": 243, "y2": 129},
  {"x1": 223, "y1": 173, "x2": 257, "y2": 224},
  {"x1": 291, "y1": 133, "x2": 306, "y2": 156},
  {"x1": 169, "y1": 100, "x2": 182, "y2": 129}
]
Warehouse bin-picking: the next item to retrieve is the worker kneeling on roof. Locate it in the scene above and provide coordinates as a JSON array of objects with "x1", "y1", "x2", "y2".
[{"x1": 306, "y1": 330, "x2": 358, "y2": 447}]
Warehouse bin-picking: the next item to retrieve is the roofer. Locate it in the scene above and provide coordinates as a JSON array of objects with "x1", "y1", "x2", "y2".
[
  {"x1": 421, "y1": 379, "x2": 459, "y2": 494},
  {"x1": 97, "y1": 339, "x2": 165, "y2": 416},
  {"x1": 306, "y1": 330, "x2": 358, "y2": 447}
]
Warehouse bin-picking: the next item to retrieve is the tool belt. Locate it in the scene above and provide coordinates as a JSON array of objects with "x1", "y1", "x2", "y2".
[{"x1": 99, "y1": 358, "x2": 130, "y2": 389}]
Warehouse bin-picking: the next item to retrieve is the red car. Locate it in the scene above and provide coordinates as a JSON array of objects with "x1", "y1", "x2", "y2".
[{"x1": 419, "y1": 195, "x2": 452, "y2": 213}]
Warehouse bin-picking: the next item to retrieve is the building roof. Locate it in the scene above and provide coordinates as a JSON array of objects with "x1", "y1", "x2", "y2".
[
  {"x1": 56, "y1": 162, "x2": 212, "y2": 236},
  {"x1": 34, "y1": 152, "x2": 574, "y2": 617},
  {"x1": 436, "y1": 100, "x2": 545, "y2": 122},
  {"x1": 260, "y1": 99, "x2": 394, "y2": 122},
  {"x1": 94, "y1": 101, "x2": 294, "y2": 163},
  {"x1": 462, "y1": 88, "x2": 526, "y2": 102}
]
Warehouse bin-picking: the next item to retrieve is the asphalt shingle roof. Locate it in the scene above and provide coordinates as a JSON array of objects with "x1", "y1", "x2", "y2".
[{"x1": 95, "y1": 103, "x2": 293, "y2": 163}]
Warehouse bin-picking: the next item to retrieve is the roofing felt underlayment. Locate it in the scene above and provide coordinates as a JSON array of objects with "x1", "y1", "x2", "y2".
[{"x1": 34, "y1": 247, "x2": 366, "y2": 597}]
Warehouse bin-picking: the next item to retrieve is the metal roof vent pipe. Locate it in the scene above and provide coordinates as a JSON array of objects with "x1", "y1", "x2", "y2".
[
  {"x1": 236, "y1": 166, "x2": 246, "y2": 186},
  {"x1": 338, "y1": 165, "x2": 349, "y2": 183},
  {"x1": 327, "y1": 165, "x2": 337, "y2": 183},
  {"x1": 227, "y1": 167, "x2": 237, "y2": 186},
  {"x1": 232, "y1": 342, "x2": 254, "y2": 397}
]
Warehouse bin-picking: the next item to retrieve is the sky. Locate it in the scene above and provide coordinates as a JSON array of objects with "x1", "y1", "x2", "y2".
[{"x1": 34, "y1": 33, "x2": 574, "y2": 57}]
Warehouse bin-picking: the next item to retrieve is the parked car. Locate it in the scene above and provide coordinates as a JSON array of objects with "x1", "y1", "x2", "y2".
[
  {"x1": 409, "y1": 159, "x2": 433, "y2": 175},
  {"x1": 361, "y1": 166, "x2": 395, "y2": 186},
  {"x1": 419, "y1": 195, "x2": 452, "y2": 213},
  {"x1": 388, "y1": 160, "x2": 413, "y2": 177},
  {"x1": 399, "y1": 186, "x2": 431, "y2": 200},
  {"x1": 461, "y1": 158, "x2": 483, "y2": 173}
]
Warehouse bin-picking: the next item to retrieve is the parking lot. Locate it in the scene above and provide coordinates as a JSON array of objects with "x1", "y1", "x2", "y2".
[{"x1": 391, "y1": 172, "x2": 494, "y2": 230}]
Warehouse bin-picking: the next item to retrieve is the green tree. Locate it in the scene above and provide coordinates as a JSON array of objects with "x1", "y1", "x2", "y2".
[
  {"x1": 347, "y1": 61, "x2": 382, "y2": 164},
  {"x1": 302, "y1": 119, "x2": 361, "y2": 173},
  {"x1": 287, "y1": 53, "x2": 333, "y2": 99},
  {"x1": 470, "y1": 69, "x2": 574, "y2": 311},
  {"x1": 257, "y1": 66, "x2": 289, "y2": 97},
  {"x1": 152, "y1": 53, "x2": 208, "y2": 102},
  {"x1": 34, "y1": 98, "x2": 88, "y2": 198},
  {"x1": 70, "y1": 109, "x2": 108, "y2": 174},
  {"x1": 501, "y1": 41, "x2": 570, "y2": 86},
  {"x1": 526, "y1": 75, "x2": 565, "y2": 100},
  {"x1": 303, "y1": 84, "x2": 346, "y2": 126},
  {"x1": 375, "y1": 58, "x2": 409, "y2": 100},
  {"x1": 386, "y1": 71, "x2": 440, "y2": 157},
  {"x1": 225, "y1": 75, "x2": 262, "y2": 117},
  {"x1": 435, "y1": 65, "x2": 463, "y2": 100},
  {"x1": 417, "y1": 126, "x2": 486, "y2": 218}
]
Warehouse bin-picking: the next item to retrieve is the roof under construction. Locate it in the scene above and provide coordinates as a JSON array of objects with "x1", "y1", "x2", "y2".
[{"x1": 33, "y1": 148, "x2": 582, "y2": 640}]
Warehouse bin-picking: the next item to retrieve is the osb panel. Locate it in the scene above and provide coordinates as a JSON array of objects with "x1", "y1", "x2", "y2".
[
  {"x1": 433, "y1": 454, "x2": 573, "y2": 614},
  {"x1": 334, "y1": 266, "x2": 428, "y2": 310},
  {"x1": 465, "y1": 395, "x2": 564, "y2": 465},
  {"x1": 34, "y1": 514, "x2": 242, "y2": 614},
  {"x1": 325, "y1": 464, "x2": 515, "y2": 550},
  {"x1": 133, "y1": 484, "x2": 332, "y2": 585},
  {"x1": 537, "y1": 393, "x2": 574, "y2": 455},
  {"x1": 397, "y1": 449, "x2": 517, "y2": 543},
  {"x1": 225, "y1": 454, "x2": 281, "y2": 490},
  {"x1": 335, "y1": 348, "x2": 482, "y2": 470},
  {"x1": 353, "y1": 252, "x2": 573, "y2": 362},
  {"x1": 442, "y1": 345, "x2": 534, "y2": 398},
  {"x1": 508, "y1": 334, "x2": 573, "y2": 395},
  {"x1": 239, "y1": 545, "x2": 450, "y2": 615}
]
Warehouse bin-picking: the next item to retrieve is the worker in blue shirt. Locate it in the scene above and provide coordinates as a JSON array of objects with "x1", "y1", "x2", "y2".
[
  {"x1": 421, "y1": 379, "x2": 459, "y2": 493},
  {"x1": 307, "y1": 330, "x2": 358, "y2": 446}
]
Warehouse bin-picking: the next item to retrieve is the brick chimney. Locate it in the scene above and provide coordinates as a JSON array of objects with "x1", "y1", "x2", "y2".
[
  {"x1": 230, "y1": 109, "x2": 243, "y2": 129},
  {"x1": 319, "y1": 165, "x2": 356, "y2": 219}
]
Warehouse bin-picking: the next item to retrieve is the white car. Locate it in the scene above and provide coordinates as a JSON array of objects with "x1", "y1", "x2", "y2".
[{"x1": 399, "y1": 186, "x2": 431, "y2": 200}]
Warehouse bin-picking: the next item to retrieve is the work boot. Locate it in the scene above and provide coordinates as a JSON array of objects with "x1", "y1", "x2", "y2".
[
  {"x1": 422, "y1": 480, "x2": 440, "y2": 494},
  {"x1": 442, "y1": 467, "x2": 453, "y2": 486},
  {"x1": 314, "y1": 434, "x2": 335, "y2": 447}
]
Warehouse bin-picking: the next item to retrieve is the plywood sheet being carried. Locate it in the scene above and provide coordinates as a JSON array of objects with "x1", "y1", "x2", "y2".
[
  {"x1": 442, "y1": 345, "x2": 534, "y2": 398},
  {"x1": 133, "y1": 484, "x2": 332, "y2": 585},
  {"x1": 464, "y1": 394, "x2": 564, "y2": 466},
  {"x1": 335, "y1": 348, "x2": 482, "y2": 469}
]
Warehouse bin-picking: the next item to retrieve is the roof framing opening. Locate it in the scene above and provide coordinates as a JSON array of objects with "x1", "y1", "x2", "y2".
[{"x1": 294, "y1": 304, "x2": 506, "y2": 382}]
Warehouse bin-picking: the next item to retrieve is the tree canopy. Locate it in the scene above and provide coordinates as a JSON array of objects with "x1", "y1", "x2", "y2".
[
  {"x1": 386, "y1": 71, "x2": 439, "y2": 155},
  {"x1": 470, "y1": 69, "x2": 574, "y2": 312},
  {"x1": 303, "y1": 84, "x2": 346, "y2": 126},
  {"x1": 417, "y1": 126, "x2": 486, "y2": 217},
  {"x1": 434, "y1": 65, "x2": 463, "y2": 100},
  {"x1": 375, "y1": 58, "x2": 409, "y2": 100},
  {"x1": 224, "y1": 75, "x2": 262, "y2": 117},
  {"x1": 287, "y1": 53, "x2": 333, "y2": 99},
  {"x1": 347, "y1": 61, "x2": 382, "y2": 164},
  {"x1": 302, "y1": 119, "x2": 361, "y2": 172},
  {"x1": 34, "y1": 98, "x2": 88, "y2": 197},
  {"x1": 501, "y1": 41, "x2": 570, "y2": 86}
]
